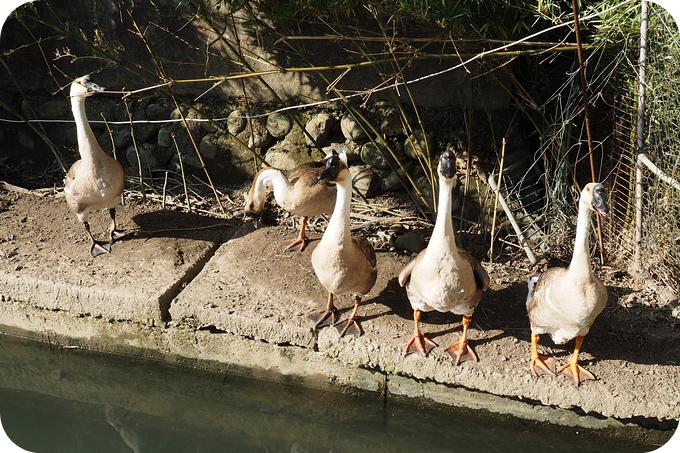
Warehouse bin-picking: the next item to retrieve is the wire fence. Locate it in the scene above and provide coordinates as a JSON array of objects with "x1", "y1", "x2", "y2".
[
  {"x1": 0, "y1": 1, "x2": 677, "y2": 295},
  {"x1": 610, "y1": 5, "x2": 679, "y2": 294}
]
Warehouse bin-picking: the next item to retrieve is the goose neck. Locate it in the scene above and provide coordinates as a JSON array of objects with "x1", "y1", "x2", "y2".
[
  {"x1": 72, "y1": 95, "x2": 98, "y2": 163},
  {"x1": 258, "y1": 168, "x2": 289, "y2": 204},
  {"x1": 431, "y1": 176, "x2": 455, "y2": 244},
  {"x1": 569, "y1": 199, "x2": 593, "y2": 276},
  {"x1": 325, "y1": 177, "x2": 352, "y2": 243}
]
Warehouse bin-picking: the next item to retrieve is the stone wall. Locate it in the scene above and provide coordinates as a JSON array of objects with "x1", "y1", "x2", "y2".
[{"x1": 0, "y1": 0, "x2": 527, "y2": 215}]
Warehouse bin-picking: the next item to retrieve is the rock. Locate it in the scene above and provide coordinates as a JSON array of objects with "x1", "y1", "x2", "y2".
[
  {"x1": 266, "y1": 112, "x2": 292, "y2": 138},
  {"x1": 264, "y1": 140, "x2": 318, "y2": 171},
  {"x1": 134, "y1": 124, "x2": 161, "y2": 142},
  {"x1": 186, "y1": 109, "x2": 216, "y2": 133},
  {"x1": 87, "y1": 104, "x2": 116, "y2": 129},
  {"x1": 394, "y1": 232, "x2": 426, "y2": 254},
  {"x1": 17, "y1": 130, "x2": 36, "y2": 150},
  {"x1": 157, "y1": 127, "x2": 173, "y2": 148},
  {"x1": 145, "y1": 101, "x2": 173, "y2": 121},
  {"x1": 227, "y1": 109, "x2": 246, "y2": 135},
  {"x1": 127, "y1": 143, "x2": 159, "y2": 172},
  {"x1": 404, "y1": 130, "x2": 434, "y2": 160},
  {"x1": 37, "y1": 100, "x2": 69, "y2": 120},
  {"x1": 304, "y1": 113, "x2": 332, "y2": 146},
  {"x1": 360, "y1": 142, "x2": 391, "y2": 169},
  {"x1": 383, "y1": 161, "x2": 422, "y2": 191},
  {"x1": 211, "y1": 133, "x2": 261, "y2": 180},
  {"x1": 380, "y1": 111, "x2": 404, "y2": 137},
  {"x1": 170, "y1": 106, "x2": 188, "y2": 120},
  {"x1": 263, "y1": 149, "x2": 298, "y2": 171},
  {"x1": 247, "y1": 120, "x2": 272, "y2": 148},
  {"x1": 199, "y1": 134, "x2": 219, "y2": 160},
  {"x1": 340, "y1": 114, "x2": 367, "y2": 141},
  {"x1": 349, "y1": 165, "x2": 381, "y2": 198},
  {"x1": 20, "y1": 99, "x2": 36, "y2": 120},
  {"x1": 412, "y1": 175, "x2": 435, "y2": 213},
  {"x1": 113, "y1": 129, "x2": 132, "y2": 149}
]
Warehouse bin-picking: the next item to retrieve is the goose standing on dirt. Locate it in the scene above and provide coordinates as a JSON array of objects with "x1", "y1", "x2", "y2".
[
  {"x1": 398, "y1": 150, "x2": 490, "y2": 364},
  {"x1": 526, "y1": 182, "x2": 609, "y2": 386},
  {"x1": 308, "y1": 148, "x2": 377, "y2": 337},
  {"x1": 64, "y1": 74, "x2": 127, "y2": 258},
  {"x1": 245, "y1": 158, "x2": 336, "y2": 252}
]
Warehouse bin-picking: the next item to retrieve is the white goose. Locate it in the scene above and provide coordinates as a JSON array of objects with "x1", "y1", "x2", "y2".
[
  {"x1": 398, "y1": 150, "x2": 490, "y2": 364},
  {"x1": 64, "y1": 75, "x2": 127, "y2": 257},
  {"x1": 245, "y1": 159, "x2": 336, "y2": 252},
  {"x1": 308, "y1": 148, "x2": 377, "y2": 337},
  {"x1": 527, "y1": 182, "x2": 609, "y2": 386}
]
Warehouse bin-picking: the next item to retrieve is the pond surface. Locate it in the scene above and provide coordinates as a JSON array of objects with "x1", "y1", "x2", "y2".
[{"x1": 0, "y1": 333, "x2": 660, "y2": 453}]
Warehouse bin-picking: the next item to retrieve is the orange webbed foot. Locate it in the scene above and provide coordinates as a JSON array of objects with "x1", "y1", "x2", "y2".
[
  {"x1": 559, "y1": 362, "x2": 595, "y2": 386},
  {"x1": 333, "y1": 318, "x2": 361, "y2": 337},
  {"x1": 307, "y1": 309, "x2": 336, "y2": 330},
  {"x1": 530, "y1": 355, "x2": 558, "y2": 377},
  {"x1": 110, "y1": 229, "x2": 132, "y2": 242},
  {"x1": 406, "y1": 334, "x2": 437, "y2": 356},
  {"x1": 445, "y1": 340, "x2": 478, "y2": 365},
  {"x1": 90, "y1": 242, "x2": 111, "y2": 258},
  {"x1": 282, "y1": 237, "x2": 307, "y2": 252}
]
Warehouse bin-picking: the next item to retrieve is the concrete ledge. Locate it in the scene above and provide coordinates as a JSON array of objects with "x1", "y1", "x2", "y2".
[{"x1": 0, "y1": 193, "x2": 678, "y2": 440}]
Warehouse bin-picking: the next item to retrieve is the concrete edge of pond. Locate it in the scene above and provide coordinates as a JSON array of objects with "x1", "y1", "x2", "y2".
[{"x1": 0, "y1": 298, "x2": 673, "y2": 448}]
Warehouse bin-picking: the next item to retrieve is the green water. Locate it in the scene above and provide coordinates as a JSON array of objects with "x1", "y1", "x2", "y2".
[{"x1": 0, "y1": 334, "x2": 662, "y2": 453}]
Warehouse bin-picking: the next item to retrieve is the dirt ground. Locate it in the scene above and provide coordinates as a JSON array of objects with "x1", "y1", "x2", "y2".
[{"x1": 1, "y1": 172, "x2": 679, "y2": 432}]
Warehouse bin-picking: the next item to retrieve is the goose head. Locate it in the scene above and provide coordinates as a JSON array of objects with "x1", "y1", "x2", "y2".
[
  {"x1": 581, "y1": 182, "x2": 609, "y2": 217},
  {"x1": 438, "y1": 149, "x2": 457, "y2": 180},
  {"x1": 70, "y1": 74, "x2": 105, "y2": 99},
  {"x1": 319, "y1": 148, "x2": 349, "y2": 184}
]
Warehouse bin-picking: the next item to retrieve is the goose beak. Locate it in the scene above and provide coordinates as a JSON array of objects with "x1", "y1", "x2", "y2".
[
  {"x1": 592, "y1": 184, "x2": 609, "y2": 218},
  {"x1": 439, "y1": 150, "x2": 456, "y2": 179},
  {"x1": 318, "y1": 150, "x2": 342, "y2": 182},
  {"x1": 244, "y1": 209, "x2": 262, "y2": 228}
]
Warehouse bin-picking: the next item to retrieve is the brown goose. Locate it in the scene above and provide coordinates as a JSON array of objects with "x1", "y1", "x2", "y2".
[
  {"x1": 398, "y1": 150, "x2": 490, "y2": 364},
  {"x1": 245, "y1": 158, "x2": 336, "y2": 252},
  {"x1": 64, "y1": 75, "x2": 127, "y2": 258},
  {"x1": 308, "y1": 148, "x2": 377, "y2": 337},
  {"x1": 527, "y1": 182, "x2": 609, "y2": 386}
]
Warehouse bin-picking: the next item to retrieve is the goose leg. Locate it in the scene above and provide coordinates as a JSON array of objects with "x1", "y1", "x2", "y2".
[
  {"x1": 84, "y1": 221, "x2": 111, "y2": 257},
  {"x1": 530, "y1": 333, "x2": 557, "y2": 377},
  {"x1": 283, "y1": 216, "x2": 309, "y2": 252},
  {"x1": 308, "y1": 292, "x2": 337, "y2": 329},
  {"x1": 406, "y1": 309, "x2": 437, "y2": 355},
  {"x1": 558, "y1": 335, "x2": 595, "y2": 386},
  {"x1": 108, "y1": 208, "x2": 130, "y2": 243},
  {"x1": 445, "y1": 315, "x2": 478, "y2": 365},
  {"x1": 333, "y1": 295, "x2": 362, "y2": 337}
]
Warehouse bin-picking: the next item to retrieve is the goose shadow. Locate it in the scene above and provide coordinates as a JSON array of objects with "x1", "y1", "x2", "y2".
[
  {"x1": 485, "y1": 277, "x2": 680, "y2": 367},
  {"x1": 369, "y1": 276, "x2": 509, "y2": 345},
  {"x1": 129, "y1": 210, "x2": 243, "y2": 244}
]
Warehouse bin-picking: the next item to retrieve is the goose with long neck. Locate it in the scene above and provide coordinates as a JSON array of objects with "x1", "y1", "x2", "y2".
[
  {"x1": 64, "y1": 74, "x2": 127, "y2": 257},
  {"x1": 527, "y1": 182, "x2": 609, "y2": 386},
  {"x1": 398, "y1": 150, "x2": 490, "y2": 364},
  {"x1": 245, "y1": 158, "x2": 336, "y2": 252},
  {"x1": 308, "y1": 148, "x2": 377, "y2": 337}
]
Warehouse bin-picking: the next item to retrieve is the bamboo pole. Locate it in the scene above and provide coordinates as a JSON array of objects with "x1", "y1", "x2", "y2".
[
  {"x1": 633, "y1": 0, "x2": 650, "y2": 276},
  {"x1": 489, "y1": 138, "x2": 507, "y2": 262},
  {"x1": 572, "y1": 0, "x2": 605, "y2": 264},
  {"x1": 488, "y1": 173, "x2": 538, "y2": 265}
]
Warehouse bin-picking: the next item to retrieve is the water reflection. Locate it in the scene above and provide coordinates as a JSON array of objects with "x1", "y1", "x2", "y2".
[{"x1": 0, "y1": 334, "x2": 657, "y2": 452}]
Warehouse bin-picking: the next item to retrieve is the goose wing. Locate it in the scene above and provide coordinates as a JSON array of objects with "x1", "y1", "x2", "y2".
[{"x1": 457, "y1": 247, "x2": 490, "y2": 291}]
